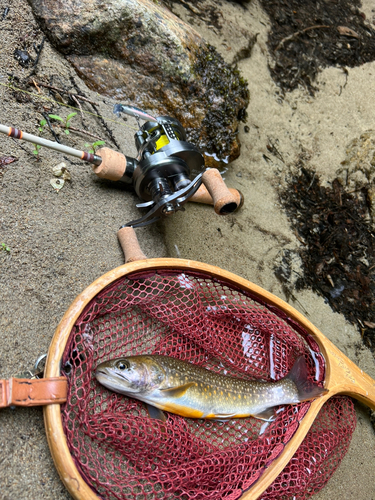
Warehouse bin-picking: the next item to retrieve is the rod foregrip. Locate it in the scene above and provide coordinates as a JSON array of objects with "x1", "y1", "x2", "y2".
[
  {"x1": 202, "y1": 169, "x2": 242, "y2": 215},
  {"x1": 93, "y1": 147, "x2": 128, "y2": 181},
  {"x1": 117, "y1": 227, "x2": 147, "y2": 263}
]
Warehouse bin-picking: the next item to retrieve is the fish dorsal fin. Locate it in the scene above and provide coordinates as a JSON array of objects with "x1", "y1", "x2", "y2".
[
  {"x1": 160, "y1": 382, "x2": 195, "y2": 398},
  {"x1": 252, "y1": 408, "x2": 276, "y2": 421}
]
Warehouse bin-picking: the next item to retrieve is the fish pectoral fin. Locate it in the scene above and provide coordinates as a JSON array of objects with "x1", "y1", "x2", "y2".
[
  {"x1": 146, "y1": 403, "x2": 167, "y2": 422},
  {"x1": 252, "y1": 408, "x2": 276, "y2": 422},
  {"x1": 160, "y1": 381, "x2": 195, "y2": 398}
]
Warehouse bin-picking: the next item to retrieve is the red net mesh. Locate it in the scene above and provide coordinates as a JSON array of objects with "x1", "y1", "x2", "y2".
[{"x1": 60, "y1": 269, "x2": 356, "y2": 500}]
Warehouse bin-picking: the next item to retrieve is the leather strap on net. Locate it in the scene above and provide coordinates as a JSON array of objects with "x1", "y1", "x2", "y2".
[{"x1": 0, "y1": 377, "x2": 67, "y2": 408}]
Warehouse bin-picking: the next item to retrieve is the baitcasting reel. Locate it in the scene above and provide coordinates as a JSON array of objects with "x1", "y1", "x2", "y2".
[{"x1": 112, "y1": 105, "x2": 207, "y2": 227}]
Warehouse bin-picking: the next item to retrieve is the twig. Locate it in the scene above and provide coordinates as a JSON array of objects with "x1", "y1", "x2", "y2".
[
  {"x1": 32, "y1": 79, "x2": 41, "y2": 93},
  {"x1": 10, "y1": 137, "x2": 35, "y2": 157},
  {"x1": 69, "y1": 75, "x2": 120, "y2": 150},
  {"x1": 306, "y1": 172, "x2": 316, "y2": 192},
  {"x1": 72, "y1": 94, "x2": 84, "y2": 120},
  {"x1": 55, "y1": 123, "x2": 103, "y2": 140},
  {"x1": 177, "y1": 0, "x2": 200, "y2": 15},
  {"x1": 42, "y1": 112, "x2": 61, "y2": 143},
  {"x1": 275, "y1": 25, "x2": 331, "y2": 52},
  {"x1": 29, "y1": 80, "x2": 99, "y2": 106},
  {"x1": 2, "y1": 7, "x2": 10, "y2": 21},
  {"x1": 90, "y1": 101, "x2": 120, "y2": 149},
  {"x1": 293, "y1": 230, "x2": 307, "y2": 246},
  {"x1": 32, "y1": 36, "x2": 45, "y2": 68},
  {"x1": 26, "y1": 36, "x2": 46, "y2": 78}
]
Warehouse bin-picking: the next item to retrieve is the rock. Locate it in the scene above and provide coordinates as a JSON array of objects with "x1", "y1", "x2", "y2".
[
  {"x1": 336, "y1": 131, "x2": 375, "y2": 224},
  {"x1": 27, "y1": 0, "x2": 249, "y2": 167},
  {"x1": 338, "y1": 131, "x2": 375, "y2": 189}
]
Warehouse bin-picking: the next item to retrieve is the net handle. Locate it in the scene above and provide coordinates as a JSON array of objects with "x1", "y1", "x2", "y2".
[
  {"x1": 242, "y1": 343, "x2": 375, "y2": 499},
  {"x1": 0, "y1": 377, "x2": 67, "y2": 408}
]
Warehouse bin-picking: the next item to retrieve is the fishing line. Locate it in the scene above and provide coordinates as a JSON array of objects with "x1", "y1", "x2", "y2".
[{"x1": 0, "y1": 80, "x2": 139, "y2": 131}]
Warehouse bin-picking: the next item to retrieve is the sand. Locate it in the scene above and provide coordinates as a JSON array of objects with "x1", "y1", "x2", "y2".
[{"x1": 0, "y1": 0, "x2": 374, "y2": 498}]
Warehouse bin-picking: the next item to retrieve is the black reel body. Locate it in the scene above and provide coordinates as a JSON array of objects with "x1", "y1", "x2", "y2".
[{"x1": 116, "y1": 106, "x2": 205, "y2": 227}]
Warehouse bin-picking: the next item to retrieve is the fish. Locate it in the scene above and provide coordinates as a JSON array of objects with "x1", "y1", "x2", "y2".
[{"x1": 95, "y1": 355, "x2": 327, "y2": 421}]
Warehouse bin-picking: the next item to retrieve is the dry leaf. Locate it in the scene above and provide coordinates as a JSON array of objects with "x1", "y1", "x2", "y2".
[
  {"x1": 50, "y1": 178, "x2": 65, "y2": 191},
  {"x1": 0, "y1": 156, "x2": 18, "y2": 167},
  {"x1": 337, "y1": 26, "x2": 360, "y2": 39},
  {"x1": 52, "y1": 161, "x2": 67, "y2": 177}
]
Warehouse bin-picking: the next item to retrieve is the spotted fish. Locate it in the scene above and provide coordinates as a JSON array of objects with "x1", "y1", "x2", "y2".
[{"x1": 95, "y1": 355, "x2": 327, "y2": 421}]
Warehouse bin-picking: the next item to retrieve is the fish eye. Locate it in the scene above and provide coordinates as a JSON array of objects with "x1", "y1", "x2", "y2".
[{"x1": 116, "y1": 360, "x2": 129, "y2": 370}]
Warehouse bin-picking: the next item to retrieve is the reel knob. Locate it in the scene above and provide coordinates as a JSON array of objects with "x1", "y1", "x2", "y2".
[{"x1": 202, "y1": 169, "x2": 242, "y2": 215}]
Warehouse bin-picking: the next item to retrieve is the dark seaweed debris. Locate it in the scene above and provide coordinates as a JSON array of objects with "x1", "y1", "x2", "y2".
[
  {"x1": 280, "y1": 167, "x2": 375, "y2": 350},
  {"x1": 260, "y1": 0, "x2": 375, "y2": 93}
]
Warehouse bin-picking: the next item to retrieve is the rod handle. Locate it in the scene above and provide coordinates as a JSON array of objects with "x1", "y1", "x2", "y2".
[
  {"x1": 118, "y1": 227, "x2": 147, "y2": 263},
  {"x1": 202, "y1": 169, "x2": 242, "y2": 215},
  {"x1": 92, "y1": 147, "x2": 127, "y2": 181}
]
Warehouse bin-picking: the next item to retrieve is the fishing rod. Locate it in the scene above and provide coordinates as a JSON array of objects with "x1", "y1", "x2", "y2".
[
  {"x1": 0, "y1": 123, "x2": 102, "y2": 166},
  {"x1": 0, "y1": 105, "x2": 243, "y2": 227}
]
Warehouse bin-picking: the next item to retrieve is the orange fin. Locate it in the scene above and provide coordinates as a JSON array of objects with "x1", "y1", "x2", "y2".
[
  {"x1": 160, "y1": 382, "x2": 195, "y2": 398},
  {"x1": 286, "y1": 356, "x2": 328, "y2": 402}
]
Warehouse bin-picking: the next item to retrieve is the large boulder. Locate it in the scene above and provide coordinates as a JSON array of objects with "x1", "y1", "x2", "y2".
[{"x1": 28, "y1": 0, "x2": 249, "y2": 166}]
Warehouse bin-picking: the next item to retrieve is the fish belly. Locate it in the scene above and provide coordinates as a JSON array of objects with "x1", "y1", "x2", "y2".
[{"x1": 151, "y1": 386, "x2": 271, "y2": 419}]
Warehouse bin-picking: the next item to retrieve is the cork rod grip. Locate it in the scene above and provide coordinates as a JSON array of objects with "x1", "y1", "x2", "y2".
[
  {"x1": 117, "y1": 227, "x2": 147, "y2": 263},
  {"x1": 202, "y1": 169, "x2": 242, "y2": 215},
  {"x1": 92, "y1": 147, "x2": 127, "y2": 181}
]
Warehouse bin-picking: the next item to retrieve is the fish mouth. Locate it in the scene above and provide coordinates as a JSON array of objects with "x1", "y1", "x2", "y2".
[
  {"x1": 95, "y1": 368, "x2": 131, "y2": 384},
  {"x1": 95, "y1": 369, "x2": 109, "y2": 378}
]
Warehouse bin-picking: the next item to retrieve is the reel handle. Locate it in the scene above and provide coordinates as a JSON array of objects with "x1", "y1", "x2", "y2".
[
  {"x1": 201, "y1": 169, "x2": 242, "y2": 215},
  {"x1": 189, "y1": 184, "x2": 243, "y2": 210},
  {"x1": 118, "y1": 227, "x2": 147, "y2": 263}
]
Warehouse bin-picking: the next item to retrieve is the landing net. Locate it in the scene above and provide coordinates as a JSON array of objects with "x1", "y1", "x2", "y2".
[{"x1": 60, "y1": 269, "x2": 356, "y2": 500}]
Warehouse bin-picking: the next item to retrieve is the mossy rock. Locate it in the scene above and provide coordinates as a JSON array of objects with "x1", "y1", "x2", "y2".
[{"x1": 28, "y1": 0, "x2": 249, "y2": 167}]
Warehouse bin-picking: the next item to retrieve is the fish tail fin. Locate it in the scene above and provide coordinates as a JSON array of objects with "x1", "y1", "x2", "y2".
[{"x1": 286, "y1": 356, "x2": 328, "y2": 402}]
